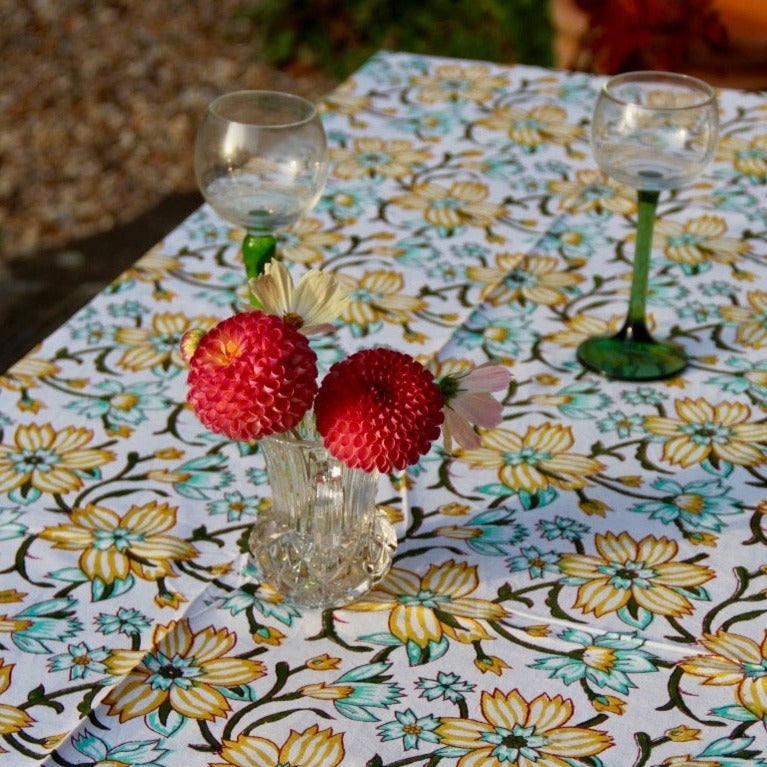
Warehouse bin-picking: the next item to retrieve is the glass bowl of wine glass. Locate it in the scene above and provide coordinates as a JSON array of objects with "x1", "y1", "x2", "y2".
[
  {"x1": 577, "y1": 71, "x2": 719, "y2": 381},
  {"x1": 194, "y1": 90, "x2": 329, "y2": 281}
]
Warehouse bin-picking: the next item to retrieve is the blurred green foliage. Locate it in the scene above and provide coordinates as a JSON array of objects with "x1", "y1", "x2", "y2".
[{"x1": 239, "y1": 0, "x2": 554, "y2": 80}]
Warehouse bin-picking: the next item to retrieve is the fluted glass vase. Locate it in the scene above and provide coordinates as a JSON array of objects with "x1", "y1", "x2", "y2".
[{"x1": 248, "y1": 431, "x2": 397, "y2": 609}]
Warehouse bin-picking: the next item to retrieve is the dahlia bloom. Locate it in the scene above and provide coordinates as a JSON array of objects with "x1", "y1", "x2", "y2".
[
  {"x1": 438, "y1": 362, "x2": 511, "y2": 452},
  {"x1": 185, "y1": 311, "x2": 317, "y2": 442},
  {"x1": 314, "y1": 348, "x2": 444, "y2": 473}
]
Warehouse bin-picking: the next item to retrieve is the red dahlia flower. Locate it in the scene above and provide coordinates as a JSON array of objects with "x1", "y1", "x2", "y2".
[
  {"x1": 186, "y1": 311, "x2": 317, "y2": 441},
  {"x1": 314, "y1": 348, "x2": 444, "y2": 473}
]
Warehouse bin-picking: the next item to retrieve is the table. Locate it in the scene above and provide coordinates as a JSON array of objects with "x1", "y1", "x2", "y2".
[{"x1": 2, "y1": 51, "x2": 767, "y2": 766}]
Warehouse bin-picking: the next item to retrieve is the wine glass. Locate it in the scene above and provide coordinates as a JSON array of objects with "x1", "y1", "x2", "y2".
[
  {"x1": 577, "y1": 71, "x2": 719, "y2": 380},
  {"x1": 194, "y1": 90, "x2": 328, "y2": 282}
]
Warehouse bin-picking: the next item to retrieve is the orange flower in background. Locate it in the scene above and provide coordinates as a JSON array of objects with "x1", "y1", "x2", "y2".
[
  {"x1": 679, "y1": 630, "x2": 767, "y2": 718},
  {"x1": 644, "y1": 397, "x2": 767, "y2": 468},
  {"x1": 0, "y1": 423, "x2": 113, "y2": 496},
  {"x1": 560, "y1": 532, "x2": 714, "y2": 618},
  {"x1": 105, "y1": 619, "x2": 265, "y2": 722},
  {"x1": 40, "y1": 501, "x2": 197, "y2": 584}
]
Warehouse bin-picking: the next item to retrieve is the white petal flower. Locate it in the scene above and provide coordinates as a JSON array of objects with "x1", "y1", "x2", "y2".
[
  {"x1": 249, "y1": 260, "x2": 349, "y2": 335},
  {"x1": 439, "y1": 362, "x2": 510, "y2": 452}
]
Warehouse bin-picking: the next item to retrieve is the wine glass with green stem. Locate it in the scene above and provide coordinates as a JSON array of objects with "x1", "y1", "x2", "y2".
[
  {"x1": 194, "y1": 90, "x2": 328, "y2": 288},
  {"x1": 576, "y1": 71, "x2": 719, "y2": 380}
]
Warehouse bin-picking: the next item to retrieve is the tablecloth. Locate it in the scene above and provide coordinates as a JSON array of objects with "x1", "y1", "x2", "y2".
[{"x1": 1, "y1": 51, "x2": 767, "y2": 766}]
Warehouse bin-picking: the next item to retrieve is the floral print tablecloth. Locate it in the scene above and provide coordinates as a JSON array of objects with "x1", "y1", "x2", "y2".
[{"x1": 2, "y1": 51, "x2": 767, "y2": 766}]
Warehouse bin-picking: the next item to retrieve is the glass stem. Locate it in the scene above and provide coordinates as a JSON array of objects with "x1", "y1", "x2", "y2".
[
  {"x1": 622, "y1": 189, "x2": 660, "y2": 342},
  {"x1": 242, "y1": 231, "x2": 276, "y2": 307}
]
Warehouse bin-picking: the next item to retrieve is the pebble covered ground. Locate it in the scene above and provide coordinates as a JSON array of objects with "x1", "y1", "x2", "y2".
[{"x1": 0, "y1": 1, "x2": 336, "y2": 368}]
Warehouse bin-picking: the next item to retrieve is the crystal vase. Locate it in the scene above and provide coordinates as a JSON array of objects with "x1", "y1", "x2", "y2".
[{"x1": 248, "y1": 431, "x2": 397, "y2": 609}]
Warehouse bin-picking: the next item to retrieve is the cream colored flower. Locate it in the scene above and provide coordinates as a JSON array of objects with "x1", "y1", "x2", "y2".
[
  {"x1": 548, "y1": 169, "x2": 636, "y2": 215},
  {"x1": 336, "y1": 270, "x2": 426, "y2": 329},
  {"x1": 653, "y1": 214, "x2": 750, "y2": 268},
  {"x1": 478, "y1": 104, "x2": 585, "y2": 149},
  {"x1": 279, "y1": 218, "x2": 344, "y2": 265},
  {"x1": 330, "y1": 137, "x2": 432, "y2": 180},
  {"x1": 716, "y1": 133, "x2": 767, "y2": 179},
  {"x1": 410, "y1": 63, "x2": 508, "y2": 104},
  {"x1": 0, "y1": 661, "x2": 34, "y2": 751},
  {"x1": 721, "y1": 290, "x2": 767, "y2": 348},
  {"x1": 249, "y1": 260, "x2": 349, "y2": 335}
]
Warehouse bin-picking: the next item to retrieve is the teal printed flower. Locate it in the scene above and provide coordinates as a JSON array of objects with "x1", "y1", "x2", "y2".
[
  {"x1": 536, "y1": 218, "x2": 609, "y2": 260},
  {"x1": 0, "y1": 507, "x2": 26, "y2": 540},
  {"x1": 531, "y1": 381, "x2": 611, "y2": 420},
  {"x1": 222, "y1": 582, "x2": 301, "y2": 627},
  {"x1": 208, "y1": 490, "x2": 262, "y2": 522},
  {"x1": 530, "y1": 629, "x2": 657, "y2": 694},
  {"x1": 622, "y1": 386, "x2": 667, "y2": 406},
  {"x1": 707, "y1": 356, "x2": 767, "y2": 405},
  {"x1": 416, "y1": 671, "x2": 475, "y2": 703},
  {"x1": 49, "y1": 641, "x2": 111, "y2": 680},
  {"x1": 95, "y1": 607, "x2": 151, "y2": 637},
  {"x1": 454, "y1": 306, "x2": 537, "y2": 358},
  {"x1": 0, "y1": 597, "x2": 82, "y2": 654},
  {"x1": 66, "y1": 380, "x2": 169, "y2": 426},
  {"x1": 71, "y1": 729, "x2": 169, "y2": 766},
  {"x1": 507, "y1": 545, "x2": 560, "y2": 578},
  {"x1": 536, "y1": 515, "x2": 589, "y2": 542},
  {"x1": 631, "y1": 478, "x2": 742, "y2": 532},
  {"x1": 378, "y1": 708, "x2": 441, "y2": 750},
  {"x1": 151, "y1": 455, "x2": 233, "y2": 501},
  {"x1": 651, "y1": 735, "x2": 767, "y2": 767},
  {"x1": 597, "y1": 410, "x2": 645, "y2": 438},
  {"x1": 437, "y1": 507, "x2": 528, "y2": 556},
  {"x1": 300, "y1": 662, "x2": 404, "y2": 722}
]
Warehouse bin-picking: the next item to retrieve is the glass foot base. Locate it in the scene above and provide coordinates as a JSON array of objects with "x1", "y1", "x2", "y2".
[
  {"x1": 577, "y1": 335, "x2": 687, "y2": 381},
  {"x1": 248, "y1": 507, "x2": 397, "y2": 610}
]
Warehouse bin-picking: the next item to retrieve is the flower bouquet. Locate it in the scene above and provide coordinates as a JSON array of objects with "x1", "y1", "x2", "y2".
[{"x1": 181, "y1": 261, "x2": 509, "y2": 608}]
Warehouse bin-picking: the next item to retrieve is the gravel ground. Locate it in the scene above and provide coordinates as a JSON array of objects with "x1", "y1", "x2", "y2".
[
  {"x1": 0, "y1": 1, "x2": 337, "y2": 370},
  {"x1": 0, "y1": 0, "x2": 337, "y2": 264}
]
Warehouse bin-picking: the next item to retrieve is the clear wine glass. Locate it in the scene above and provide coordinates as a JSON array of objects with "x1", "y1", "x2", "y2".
[
  {"x1": 194, "y1": 90, "x2": 328, "y2": 282},
  {"x1": 577, "y1": 71, "x2": 719, "y2": 380}
]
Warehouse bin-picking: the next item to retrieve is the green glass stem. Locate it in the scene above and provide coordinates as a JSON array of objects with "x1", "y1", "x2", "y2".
[
  {"x1": 622, "y1": 188, "x2": 659, "y2": 340},
  {"x1": 576, "y1": 188, "x2": 687, "y2": 380},
  {"x1": 242, "y1": 231, "x2": 276, "y2": 307}
]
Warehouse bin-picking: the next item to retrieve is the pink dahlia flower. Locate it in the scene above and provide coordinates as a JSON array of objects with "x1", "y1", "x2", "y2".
[
  {"x1": 186, "y1": 311, "x2": 317, "y2": 441},
  {"x1": 314, "y1": 348, "x2": 444, "y2": 473}
]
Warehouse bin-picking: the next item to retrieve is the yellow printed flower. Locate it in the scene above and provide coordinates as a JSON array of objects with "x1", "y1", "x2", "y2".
[
  {"x1": 104, "y1": 618, "x2": 265, "y2": 722},
  {"x1": 721, "y1": 290, "x2": 767, "y2": 348},
  {"x1": 548, "y1": 169, "x2": 636, "y2": 215},
  {"x1": 40, "y1": 501, "x2": 197, "y2": 584},
  {"x1": 320, "y1": 80, "x2": 373, "y2": 122},
  {"x1": 458, "y1": 424, "x2": 604, "y2": 493},
  {"x1": 437, "y1": 689, "x2": 612, "y2": 766},
  {"x1": 678, "y1": 629, "x2": 767, "y2": 717},
  {"x1": 116, "y1": 312, "x2": 217, "y2": 372},
  {"x1": 279, "y1": 218, "x2": 344, "y2": 265},
  {"x1": 545, "y1": 313, "x2": 626, "y2": 348},
  {"x1": 644, "y1": 397, "x2": 767, "y2": 468},
  {"x1": 330, "y1": 138, "x2": 432, "y2": 180},
  {"x1": 392, "y1": 180, "x2": 505, "y2": 231},
  {"x1": 0, "y1": 661, "x2": 34, "y2": 752},
  {"x1": 410, "y1": 63, "x2": 508, "y2": 104},
  {"x1": 123, "y1": 244, "x2": 183, "y2": 283},
  {"x1": 346, "y1": 559, "x2": 506, "y2": 648},
  {"x1": 336, "y1": 270, "x2": 426, "y2": 329},
  {"x1": 468, "y1": 252, "x2": 582, "y2": 306},
  {"x1": 478, "y1": 104, "x2": 585, "y2": 149},
  {"x1": 653, "y1": 215, "x2": 750, "y2": 268},
  {"x1": 0, "y1": 354, "x2": 59, "y2": 393},
  {"x1": 559, "y1": 532, "x2": 714, "y2": 618},
  {"x1": 0, "y1": 423, "x2": 113, "y2": 496},
  {"x1": 211, "y1": 726, "x2": 345, "y2": 767},
  {"x1": 716, "y1": 133, "x2": 767, "y2": 180}
]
